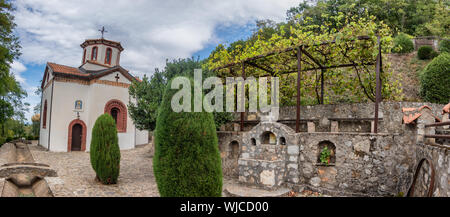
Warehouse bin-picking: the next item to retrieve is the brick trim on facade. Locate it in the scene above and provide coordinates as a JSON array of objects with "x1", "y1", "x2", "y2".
[{"x1": 104, "y1": 99, "x2": 127, "y2": 133}]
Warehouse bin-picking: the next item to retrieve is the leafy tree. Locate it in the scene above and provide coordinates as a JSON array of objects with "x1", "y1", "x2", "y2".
[
  {"x1": 419, "y1": 52, "x2": 450, "y2": 104},
  {"x1": 90, "y1": 114, "x2": 121, "y2": 185},
  {"x1": 392, "y1": 33, "x2": 414, "y2": 54},
  {"x1": 128, "y1": 70, "x2": 166, "y2": 131},
  {"x1": 31, "y1": 114, "x2": 40, "y2": 138},
  {"x1": 153, "y1": 78, "x2": 222, "y2": 197},
  {"x1": 439, "y1": 39, "x2": 450, "y2": 53},
  {"x1": 417, "y1": 45, "x2": 437, "y2": 60},
  {"x1": 0, "y1": 0, "x2": 28, "y2": 143},
  {"x1": 0, "y1": 98, "x2": 13, "y2": 137},
  {"x1": 128, "y1": 58, "x2": 233, "y2": 131},
  {"x1": 286, "y1": 0, "x2": 444, "y2": 36}
]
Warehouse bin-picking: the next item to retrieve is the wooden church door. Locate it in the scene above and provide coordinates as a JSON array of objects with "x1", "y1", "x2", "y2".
[{"x1": 71, "y1": 124, "x2": 82, "y2": 151}]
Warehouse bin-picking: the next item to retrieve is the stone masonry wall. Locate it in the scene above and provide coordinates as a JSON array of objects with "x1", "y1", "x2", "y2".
[
  {"x1": 414, "y1": 143, "x2": 449, "y2": 197},
  {"x1": 217, "y1": 102, "x2": 448, "y2": 196},
  {"x1": 295, "y1": 132, "x2": 414, "y2": 196}
]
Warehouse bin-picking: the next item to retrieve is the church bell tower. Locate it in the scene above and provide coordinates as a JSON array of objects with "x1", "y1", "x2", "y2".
[{"x1": 80, "y1": 27, "x2": 124, "y2": 69}]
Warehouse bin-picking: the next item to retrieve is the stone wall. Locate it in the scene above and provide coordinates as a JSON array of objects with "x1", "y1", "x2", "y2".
[
  {"x1": 413, "y1": 36, "x2": 440, "y2": 51},
  {"x1": 217, "y1": 101, "x2": 449, "y2": 197},
  {"x1": 225, "y1": 102, "x2": 445, "y2": 133},
  {"x1": 295, "y1": 132, "x2": 413, "y2": 196},
  {"x1": 217, "y1": 132, "x2": 243, "y2": 178},
  {"x1": 414, "y1": 143, "x2": 449, "y2": 197}
]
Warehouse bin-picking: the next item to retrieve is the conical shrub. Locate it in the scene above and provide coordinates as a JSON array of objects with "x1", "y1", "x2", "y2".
[
  {"x1": 153, "y1": 77, "x2": 223, "y2": 197},
  {"x1": 90, "y1": 114, "x2": 121, "y2": 184}
]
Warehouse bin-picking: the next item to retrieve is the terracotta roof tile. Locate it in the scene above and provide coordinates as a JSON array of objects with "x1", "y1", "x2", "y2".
[
  {"x1": 402, "y1": 105, "x2": 441, "y2": 124},
  {"x1": 443, "y1": 103, "x2": 450, "y2": 114},
  {"x1": 47, "y1": 62, "x2": 88, "y2": 76}
]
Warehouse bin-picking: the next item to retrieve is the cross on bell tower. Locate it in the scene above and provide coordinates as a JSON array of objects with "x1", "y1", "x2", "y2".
[{"x1": 98, "y1": 26, "x2": 108, "y2": 39}]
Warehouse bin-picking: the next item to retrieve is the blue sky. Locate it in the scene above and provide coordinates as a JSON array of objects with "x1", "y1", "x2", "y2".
[{"x1": 11, "y1": 0, "x2": 301, "y2": 122}]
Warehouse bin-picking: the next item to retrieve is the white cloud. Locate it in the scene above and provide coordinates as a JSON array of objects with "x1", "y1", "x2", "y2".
[
  {"x1": 10, "y1": 61, "x2": 27, "y2": 84},
  {"x1": 13, "y1": 0, "x2": 300, "y2": 77}
]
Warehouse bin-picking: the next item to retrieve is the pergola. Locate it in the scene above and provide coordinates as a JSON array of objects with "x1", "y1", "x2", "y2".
[{"x1": 212, "y1": 36, "x2": 383, "y2": 133}]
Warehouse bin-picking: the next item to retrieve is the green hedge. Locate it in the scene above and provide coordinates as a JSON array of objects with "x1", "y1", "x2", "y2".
[
  {"x1": 418, "y1": 45, "x2": 438, "y2": 60},
  {"x1": 153, "y1": 77, "x2": 222, "y2": 197},
  {"x1": 393, "y1": 33, "x2": 414, "y2": 54},
  {"x1": 439, "y1": 39, "x2": 450, "y2": 53},
  {"x1": 420, "y1": 53, "x2": 450, "y2": 104},
  {"x1": 90, "y1": 114, "x2": 121, "y2": 184}
]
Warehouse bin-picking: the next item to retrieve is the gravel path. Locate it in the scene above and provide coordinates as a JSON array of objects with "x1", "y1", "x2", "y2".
[{"x1": 29, "y1": 143, "x2": 159, "y2": 197}]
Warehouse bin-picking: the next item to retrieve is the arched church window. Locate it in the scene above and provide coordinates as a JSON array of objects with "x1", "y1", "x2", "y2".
[
  {"x1": 43, "y1": 100, "x2": 48, "y2": 129},
  {"x1": 105, "y1": 48, "x2": 112, "y2": 65},
  {"x1": 104, "y1": 99, "x2": 127, "y2": 133},
  {"x1": 91, "y1": 46, "x2": 98, "y2": 61},
  {"x1": 82, "y1": 49, "x2": 86, "y2": 64},
  {"x1": 111, "y1": 108, "x2": 119, "y2": 125}
]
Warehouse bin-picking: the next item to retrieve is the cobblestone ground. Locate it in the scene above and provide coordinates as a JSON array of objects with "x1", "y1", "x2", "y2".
[{"x1": 29, "y1": 143, "x2": 159, "y2": 197}]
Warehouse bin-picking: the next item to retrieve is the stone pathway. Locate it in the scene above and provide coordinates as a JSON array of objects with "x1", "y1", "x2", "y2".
[{"x1": 29, "y1": 143, "x2": 159, "y2": 197}]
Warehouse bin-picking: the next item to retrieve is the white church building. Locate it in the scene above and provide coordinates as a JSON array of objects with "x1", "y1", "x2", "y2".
[{"x1": 39, "y1": 37, "x2": 148, "y2": 152}]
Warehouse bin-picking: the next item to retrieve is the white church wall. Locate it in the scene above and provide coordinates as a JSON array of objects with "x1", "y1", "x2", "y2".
[
  {"x1": 87, "y1": 82, "x2": 135, "y2": 150},
  {"x1": 48, "y1": 80, "x2": 91, "y2": 152},
  {"x1": 82, "y1": 62, "x2": 108, "y2": 71},
  {"x1": 135, "y1": 129, "x2": 149, "y2": 146},
  {"x1": 99, "y1": 72, "x2": 132, "y2": 84},
  {"x1": 38, "y1": 72, "x2": 54, "y2": 150}
]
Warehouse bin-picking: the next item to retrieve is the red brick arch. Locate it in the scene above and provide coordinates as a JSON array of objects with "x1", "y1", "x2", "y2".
[
  {"x1": 104, "y1": 99, "x2": 127, "y2": 133},
  {"x1": 68, "y1": 119, "x2": 87, "y2": 152}
]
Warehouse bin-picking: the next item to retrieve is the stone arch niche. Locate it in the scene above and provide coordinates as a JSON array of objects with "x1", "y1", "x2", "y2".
[
  {"x1": 317, "y1": 140, "x2": 336, "y2": 165},
  {"x1": 261, "y1": 131, "x2": 276, "y2": 145},
  {"x1": 239, "y1": 122, "x2": 299, "y2": 189},
  {"x1": 225, "y1": 141, "x2": 240, "y2": 178}
]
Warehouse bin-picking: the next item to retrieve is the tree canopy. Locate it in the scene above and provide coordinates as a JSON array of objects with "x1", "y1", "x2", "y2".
[
  {"x1": 0, "y1": 0, "x2": 28, "y2": 144},
  {"x1": 207, "y1": 13, "x2": 402, "y2": 105}
]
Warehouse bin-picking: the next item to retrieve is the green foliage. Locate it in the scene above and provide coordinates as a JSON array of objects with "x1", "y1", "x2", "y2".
[
  {"x1": 0, "y1": 0, "x2": 28, "y2": 144},
  {"x1": 129, "y1": 58, "x2": 233, "y2": 131},
  {"x1": 153, "y1": 78, "x2": 222, "y2": 197},
  {"x1": 128, "y1": 70, "x2": 166, "y2": 131},
  {"x1": 320, "y1": 146, "x2": 331, "y2": 165},
  {"x1": 90, "y1": 114, "x2": 121, "y2": 185},
  {"x1": 419, "y1": 53, "x2": 450, "y2": 104},
  {"x1": 207, "y1": 13, "x2": 402, "y2": 105},
  {"x1": 287, "y1": 0, "x2": 447, "y2": 37},
  {"x1": 439, "y1": 39, "x2": 450, "y2": 53},
  {"x1": 417, "y1": 46, "x2": 437, "y2": 60},
  {"x1": 393, "y1": 33, "x2": 414, "y2": 54}
]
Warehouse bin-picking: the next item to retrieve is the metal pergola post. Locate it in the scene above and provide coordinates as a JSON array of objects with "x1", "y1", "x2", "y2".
[
  {"x1": 320, "y1": 68, "x2": 324, "y2": 104},
  {"x1": 374, "y1": 36, "x2": 382, "y2": 134},
  {"x1": 296, "y1": 46, "x2": 302, "y2": 133}
]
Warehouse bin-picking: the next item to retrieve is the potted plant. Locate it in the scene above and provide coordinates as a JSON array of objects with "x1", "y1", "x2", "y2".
[{"x1": 320, "y1": 146, "x2": 331, "y2": 165}]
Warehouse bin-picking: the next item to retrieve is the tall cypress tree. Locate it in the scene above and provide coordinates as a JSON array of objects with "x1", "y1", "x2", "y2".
[
  {"x1": 90, "y1": 114, "x2": 121, "y2": 184},
  {"x1": 153, "y1": 77, "x2": 222, "y2": 197}
]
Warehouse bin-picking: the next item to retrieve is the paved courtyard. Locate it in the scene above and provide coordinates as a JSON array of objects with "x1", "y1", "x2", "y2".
[{"x1": 29, "y1": 142, "x2": 159, "y2": 197}]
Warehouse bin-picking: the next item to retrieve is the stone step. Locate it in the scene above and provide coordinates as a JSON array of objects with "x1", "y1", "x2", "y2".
[{"x1": 224, "y1": 182, "x2": 291, "y2": 197}]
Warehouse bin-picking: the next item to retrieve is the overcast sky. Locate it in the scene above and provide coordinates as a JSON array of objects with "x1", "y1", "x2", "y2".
[{"x1": 10, "y1": 0, "x2": 302, "y2": 121}]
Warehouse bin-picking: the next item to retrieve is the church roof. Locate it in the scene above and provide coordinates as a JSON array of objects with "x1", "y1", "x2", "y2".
[
  {"x1": 48, "y1": 62, "x2": 89, "y2": 77},
  {"x1": 43, "y1": 62, "x2": 140, "y2": 88},
  {"x1": 80, "y1": 38, "x2": 124, "y2": 51}
]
